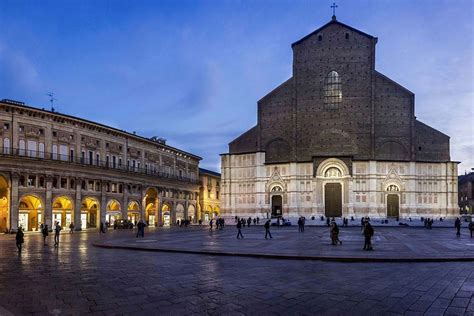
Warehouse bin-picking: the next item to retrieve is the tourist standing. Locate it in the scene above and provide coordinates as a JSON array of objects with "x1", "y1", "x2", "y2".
[
  {"x1": 16, "y1": 227, "x2": 24, "y2": 252},
  {"x1": 247, "y1": 217, "x2": 251, "y2": 227},
  {"x1": 363, "y1": 221, "x2": 374, "y2": 250},
  {"x1": 236, "y1": 220, "x2": 243, "y2": 239},
  {"x1": 257, "y1": 217, "x2": 260, "y2": 225},
  {"x1": 69, "y1": 222, "x2": 74, "y2": 234},
  {"x1": 264, "y1": 220, "x2": 272, "y2": 239},
  {"x1": 301, "y1": 217, "x2": 305, "y2": 232},
  {"x1": 455, "y1": 217, "x2": 461, "y2": 237},
  {"x1": 42, "y1": 224, "x2": 49, "y2": 245},
  {"x1": 54, "y1": 221, "x2": 62, "y2": 247},
  {"x1": 298, "y1": 217, "x2": 302, "y2": 233}
]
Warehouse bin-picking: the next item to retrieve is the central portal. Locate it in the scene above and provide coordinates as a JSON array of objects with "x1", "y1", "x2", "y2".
[
  {"x1": 271, "y1": 195, "x2": 282, "y2": 218},
  {"x1": 387, "y1": 194, "x2": 399, "y2": 217},
  {"x1": 325, "y1": 183, "x2": 342, "y2": 218}
]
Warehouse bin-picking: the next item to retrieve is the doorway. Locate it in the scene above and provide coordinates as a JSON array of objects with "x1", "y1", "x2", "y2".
[
  {"x1": 387, "y1": 194, "x2": 399, "y2": 217},
  {"x1": 271, "y1": 195, "x2": 282, "y2": 218},
  {"x1": 324, "y1": 183, "x2": 342, "y2": 218}
]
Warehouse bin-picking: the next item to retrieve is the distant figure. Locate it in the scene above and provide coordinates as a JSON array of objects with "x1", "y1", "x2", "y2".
[
  {"x1": 247, "y1": 217, "x2": 252, "y2": 227},
  {"x1": 330, "y1": 221, "x2": 342, "y2": 245},
  {"x1": 301, "y1": 217, "x2": 306, "y2": 232},
  {"x1": 53, "y1": 222, "x2": 62, "y2": 247},
  {"x1": 42, "y1": 224, "x2": 49, "y2": 245},
  {"x1": 100, "y1": 222, "x2": 106, "y2": 234},
  {"x1": 16, "y1": 227, "x2": 24, "y2": 252},
  {"x1": 253, "y1": 218, "x2": 257, "y2": 226},
  {"x1": 236, "y1": 220, "x2": 243, "y2": 239},
  {"x1": 199, "y1": 219, "x2": 202, "y2": 226},
  {"x1": 469, "y1": 221, "x2": 473, "y2": 238},
  {"x1": 455, "y1": 217, "x2": 461, "y2": 237},
  {"x1": 276, "y1": 217, "x2": 281, "y2": 229},
  {"x1": 363, "y1": 221, "x2": 374, "y2": 251},
  {"x1": 326, "y1": 217, "x2": 330, "y2": 227},
  {"x1": 256, "y1": 217, "x2": 260, "y2": 225},
  {"x1": 209, "y1": 219, "x2": 214, "y2": 231},
  {"x1": 177, "y1": 219, "x2": 180, "y2": 227},
  {"x1": 264, "y1": 220, "x2": 272, "y2": 239},
  {"x1": 69, "y1": 222, "x2": 74, "y2": 234},
  {"x1": 298, "y1": 217, "x2": 303, "y2": 233}
]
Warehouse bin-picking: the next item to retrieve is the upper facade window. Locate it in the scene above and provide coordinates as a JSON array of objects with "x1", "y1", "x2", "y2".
[{"x1": 323, "y1": 71, "x2": 342, "y2": 109}]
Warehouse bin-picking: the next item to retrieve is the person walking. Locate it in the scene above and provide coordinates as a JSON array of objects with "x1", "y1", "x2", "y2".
[
  {"x1": 53, "y1": 221, "x2": 62, "y2": 247},
  {"x1": 301, "y1": 216, "x2": 306, "y2": 232},
  {"x1": 16, "y1": 227, "x2": 24, "y2": 252},
  {"x1": 455, "y1": 217, "x2": 461, "y2": 237},
  {"x1": 331, "y1": 222, "x2": 342, "y2": 245},
  {"x1": 363, "y1": 221, "x2": 374, "y2": 250},
  {"x1": 256, "y1": 217, "x2": 260, "y2": 225},
  {"x1": 247, "y1": 217, "x2": 252, "y2": 227},
  {"x1": 469, "y1": 221, "x2": 473, "y2": 238},
  {"x1": 264, "y1": 220, "x2": 272, "y2": 239},
  {"x1": 42, "y1": 224, "x2": 49, "y2": 245},
  {"x1": 298, "y1": 217, "x2": 302, "y2": 233},
  {"x1": 69, "y1": 222, "x2": 74, "y2": 234},
  {"x1": 236, "y1": 220, "x2": 243, "y2": 239},
  {"x1": 209, "y1": 219, "x2": 214, "y2": 231},
  {"x1": 99, "y1": 221, "x2": 106, "y2": 234}
]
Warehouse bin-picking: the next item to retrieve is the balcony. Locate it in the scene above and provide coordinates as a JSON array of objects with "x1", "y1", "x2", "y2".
[{"x1": 0, "y1": 147, "x2": 199, "y2": 184}]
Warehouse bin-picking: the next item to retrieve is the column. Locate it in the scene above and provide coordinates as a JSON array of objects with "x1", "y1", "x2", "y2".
[
  {"x1": 184, "y1": 193, "x2": 189, "y2": 221},
  {"x1": 10, "y1": 173, "x2": 19, "y2": 232},
  {"x1": 368, "y1": 161, "x2": 378, "y2": 217},
  {"x1": 45, "y1": 175, "x2": 53, "y2": 229},
  {"x1": 101, "y1": 181, "x2": 107, "y2": 226},
  {"x1": 171, "y1": 199, "x2": 177, "y2": 225},
  {"x1": 156, "y1": 193, "x2": 162, "y2": 226},
  {"x1": 122, "y1": 183, "x2": 128, "y2": 220},
  {"x1": 74, "y1": 178, "x2": 82, "y2": 230}
]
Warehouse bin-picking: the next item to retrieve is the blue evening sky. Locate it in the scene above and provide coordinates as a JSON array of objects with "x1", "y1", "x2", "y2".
[{"x1": 0, "y1": 0, "x2": 472, "y2": 173}]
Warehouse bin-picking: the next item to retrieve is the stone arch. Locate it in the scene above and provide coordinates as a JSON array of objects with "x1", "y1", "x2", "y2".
[
  {"x1": 265, "y1": 138, "x2": 292, "y2": 163},
  {"x1": 187, "y1": 204, "x2": 196, "y2": 222},
  {"x1": 376, "y1": 141, "x2": 409, "y2": 161},
  {"x1": 0, "y1": 175, "x2": 9, "y2": 232},
  {"x1": 19, "y1": 194, "x2": 44, "y2": 231},
  {"x1": 175, "y1": 203, "x2": 185, "y2": 223},
  {"x1": 106, "y1": 199, "x2": 121, "y2": 226},
  {"x1": 316, "y1": 158, "x2": 350, "y2": 178},
  {"x1": 144, "y1": 187, "x2": 158, "y2": 226},
  {"x1": 52, "y1": 195, "x2": 74, "y2": 228},
  {"x1": 127, "y1": 200, "x2": 140, "y2": 224},
  {"x1": 161, "y1": 202, "x2": 172, "y2": 226},
  {"x1": 311, "y1": 129, "x2": 357, "y2": 156},
  {"x1": 81, "y1": 197, "x2": 100, "y2": 229}
]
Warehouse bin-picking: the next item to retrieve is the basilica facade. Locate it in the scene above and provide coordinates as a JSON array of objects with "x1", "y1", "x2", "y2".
[{"x1": 221, "y1": 17, "x2": 458, "y2": 220}]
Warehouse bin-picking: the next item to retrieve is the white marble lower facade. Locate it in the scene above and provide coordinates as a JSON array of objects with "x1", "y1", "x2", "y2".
[{"x1": 221, "y1": 152, "x2": 459, "y2": 220}]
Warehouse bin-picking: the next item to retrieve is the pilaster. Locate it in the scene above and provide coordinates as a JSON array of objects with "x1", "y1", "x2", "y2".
[
  {"x1": 74, "y1": 178, "x2": 82, "y2": 230},
  {"x1": 10, "y1": 173, "x2": 19, "y2": 232}
]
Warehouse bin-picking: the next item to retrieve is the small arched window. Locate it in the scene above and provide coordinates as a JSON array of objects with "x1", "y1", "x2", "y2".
[
  {"x1": 324, "y1": 71, "x2": 342, "y2": 109},
  {"x1": 318, "y1": 34, "x2": 322, "y2": 41}
]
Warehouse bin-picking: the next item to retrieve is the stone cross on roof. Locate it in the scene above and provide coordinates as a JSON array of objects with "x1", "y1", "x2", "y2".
[{"x1": 331, "y1": 2, "x2": 338, "y2": 20}]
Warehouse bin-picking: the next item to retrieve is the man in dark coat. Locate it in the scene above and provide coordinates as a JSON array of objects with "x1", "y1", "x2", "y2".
[
  {"x1": 236, "y1": 220, "x2": 243, "y2": 239},
  {"x1": 264, "y1": 220, "x2": 272, "y2": 239},
  {"x1": 363, "y1": 221, "x2": 374, "y2": 250},
  {"x1": 455, "y1": 217, "x2": 461, "y2": 237},
  {"x1": 16, "y1": 227, "x2": 24, "y2": 252},
  {"x1": 42, "y1": 224, "x2": 49, "y2": 245}
]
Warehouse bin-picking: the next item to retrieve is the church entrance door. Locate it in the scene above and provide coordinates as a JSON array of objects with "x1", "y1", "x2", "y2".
[
  {"x1": 271, "y1": 195, "x2": 282, "y2": 218},
  {"x1": 387, "y1": 194, "x2": 399, "y2": 217},
  {"x1": 324, "y1": 183, "x2": 342, "y2": 218}
]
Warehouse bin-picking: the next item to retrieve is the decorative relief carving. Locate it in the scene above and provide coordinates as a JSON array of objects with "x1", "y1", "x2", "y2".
[
  {"x1": 146, "y1": 152, "x2": 160, "y2": 162},
  {"x1": 177, "y1": 161, "x2": 186, "y2": 169},
  {"x1": 108, "y1": 142, "x2": 122, "y2": 154},
  {"x1": 128, "y1": 147, "x2": 140, "y2": 158},
  {"x1": 55, "y1": 130, "x2": 74, "y2": 143},
  {"x1": 162, "y1": 156, "x2": 174, "y2": 166},
  {"x1": 82, "y1": 135, "x2": 99, "y2": 149},
  {"x1": 25, "y1": 125, "x2": 42, "y2": 138}
]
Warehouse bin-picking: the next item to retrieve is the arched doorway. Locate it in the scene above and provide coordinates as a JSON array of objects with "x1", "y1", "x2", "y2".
[
  {"x1": 127, "y1": 201, "x2": 140, "y2": 224},
  {"x1": 19, "y1": 195, "x2": 44, "y2": 231},
  {"x1": 106, "y1": 199, "x2": 121, "y2": 226},
  {"x1": 52, "y1": 196, "x2": 74, "y2": 228},
  {"x1": 162, "y1": 203, "x2": 171, "y2": 227},
  {"x1": 324, "y1": 183, "x2": 342, "y2": 218},
  {"x1": 386, "y1": 184, "x2": 400, "y2": 218},
  {"x1": 0, "y1": 176, "x2": 9, "y2": 232},
  {"x1": 271, "y1": 195, "x2": 282, "y2": 217},
  {"x1": 204, "y1": 205, "x2": 213, "y2": 222},
  {"x1": 144, "y1": 188, "x2": 158, "y2": 227},
  {"x1": 323, "y1": 167, "x2": 343, "y2": 218},
  {"x1": 187, "y1": 204, "x2": 196, "y2": 222},
  {"x1": 176, "y1": 203, "x2": 185, "y2": 224},
  {"x1": 81, "y1": 197, "x2": 100, "y2": 229}
]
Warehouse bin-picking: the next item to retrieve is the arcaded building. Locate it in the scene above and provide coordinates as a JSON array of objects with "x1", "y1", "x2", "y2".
[
  {"x1": 0, "y1": 99, "x2": 201, "y2": 232},
  {"x1": 221, "y1": 16, "x2": 458, "y2": 220},
  {"x1": 198, "y1": 168, "x2": 221, "y2": 222}
]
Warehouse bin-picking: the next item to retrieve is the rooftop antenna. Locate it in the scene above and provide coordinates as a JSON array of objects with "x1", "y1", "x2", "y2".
[{"x1": 46, "y1": 92, "x2": 57, "y2": 112}]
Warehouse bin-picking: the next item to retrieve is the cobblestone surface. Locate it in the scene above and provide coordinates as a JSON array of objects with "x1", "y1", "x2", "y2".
[{"x1": 1, "y1": 228, "x2": 473, "y2": 315}]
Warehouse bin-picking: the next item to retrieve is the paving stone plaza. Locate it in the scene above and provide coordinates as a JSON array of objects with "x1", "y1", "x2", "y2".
[{"x1": 1, "y1": 226, "x2": 474, "y2": 315}]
